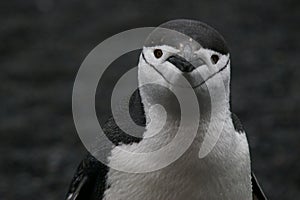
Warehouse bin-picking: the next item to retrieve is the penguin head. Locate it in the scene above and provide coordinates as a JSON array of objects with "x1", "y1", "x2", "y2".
[{"x1": 138, "y1": 19, "x2": 231, "y2": 97}]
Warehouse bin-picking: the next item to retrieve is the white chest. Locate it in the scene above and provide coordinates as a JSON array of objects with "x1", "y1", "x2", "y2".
[{"x1": 103, "y1": 125, "x2": 252, "y2": 200}]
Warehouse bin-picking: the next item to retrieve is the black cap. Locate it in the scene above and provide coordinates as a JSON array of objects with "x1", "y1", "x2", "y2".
[{"x1": 145, "y1": 19, "x2": 229, "y2": 55}]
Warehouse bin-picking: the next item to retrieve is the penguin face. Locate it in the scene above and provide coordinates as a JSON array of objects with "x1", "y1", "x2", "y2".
[
  {"x1": 138, "y1": 19, "x2": 231, "y2": 94},
  {"x1": 139, "y1": 44, "x2": 230, "y2": 91}
]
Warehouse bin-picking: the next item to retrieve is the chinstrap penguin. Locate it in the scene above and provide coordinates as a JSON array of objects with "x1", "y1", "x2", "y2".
[{"x1": 66, "y1": 19, "x2": 267, "y2": 200}]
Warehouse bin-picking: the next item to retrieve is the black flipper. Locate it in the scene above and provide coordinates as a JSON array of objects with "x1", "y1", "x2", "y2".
[
  {"x1": 65, "y1": 154, "x2": 108, "y2": 200},
  {"x1": 231, "y1": 112, "x2": 244, "y2": 134},
  {"x1": 231, "y1": 112, "x2": 267, "y2": 199},
  {"x1": 65, "y1": 89, "x2": 146, "y2": 200},
  {"x1": 252, "y1": 172, "x2": 267, "y2": 200}
]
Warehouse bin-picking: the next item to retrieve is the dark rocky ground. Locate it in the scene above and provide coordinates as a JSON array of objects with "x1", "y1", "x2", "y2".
[{"x1": 0, "y1": 0, "x2": 299, "y2": 199}]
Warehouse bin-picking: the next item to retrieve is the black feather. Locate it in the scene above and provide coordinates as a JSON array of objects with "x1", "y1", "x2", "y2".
[
  {"x1": 65, "y1": 154, "x2": 108, "y2": 200},
  {"x1": 65, "y1": 90, "x2": 146, "y2": 200},
  {"x1": 252, "y1": 172, "x2": 267, "y2": 200},
  {"x1": 231, "y1": 112, "x2": 244, "y2": 134}
]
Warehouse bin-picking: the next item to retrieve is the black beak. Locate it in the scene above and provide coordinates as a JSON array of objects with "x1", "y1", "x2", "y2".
[{"x1": 167, "y1": 55, "x2": 196, "y2": 73}]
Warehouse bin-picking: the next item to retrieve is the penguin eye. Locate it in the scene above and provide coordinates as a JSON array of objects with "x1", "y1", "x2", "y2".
[
  {"x1": 211, "y1": 54, "x2": 219, "y2": 64},
  {"x1": 154, "y1": 49, "x2": 163, "y2": 59}
]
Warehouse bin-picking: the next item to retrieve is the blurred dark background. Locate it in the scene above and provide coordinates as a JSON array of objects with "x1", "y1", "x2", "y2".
[{"x1": 0, "y1": 0, "x2": 299, "y2": 199}]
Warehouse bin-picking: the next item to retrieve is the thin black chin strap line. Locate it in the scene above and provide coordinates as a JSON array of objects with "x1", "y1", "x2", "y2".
[{"x1": 192, "y1": 58, "x2": 230, "y2": 89}]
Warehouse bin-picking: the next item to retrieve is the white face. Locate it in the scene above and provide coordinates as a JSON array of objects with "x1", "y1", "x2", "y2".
[{"x1": 138, "y1": 44, "x2": 231, "y2": 92}]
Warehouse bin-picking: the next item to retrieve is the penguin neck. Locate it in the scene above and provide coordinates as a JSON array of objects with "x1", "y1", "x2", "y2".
[{"x1": 138, "y1": 85, "x2": 231, "y2": 137}]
